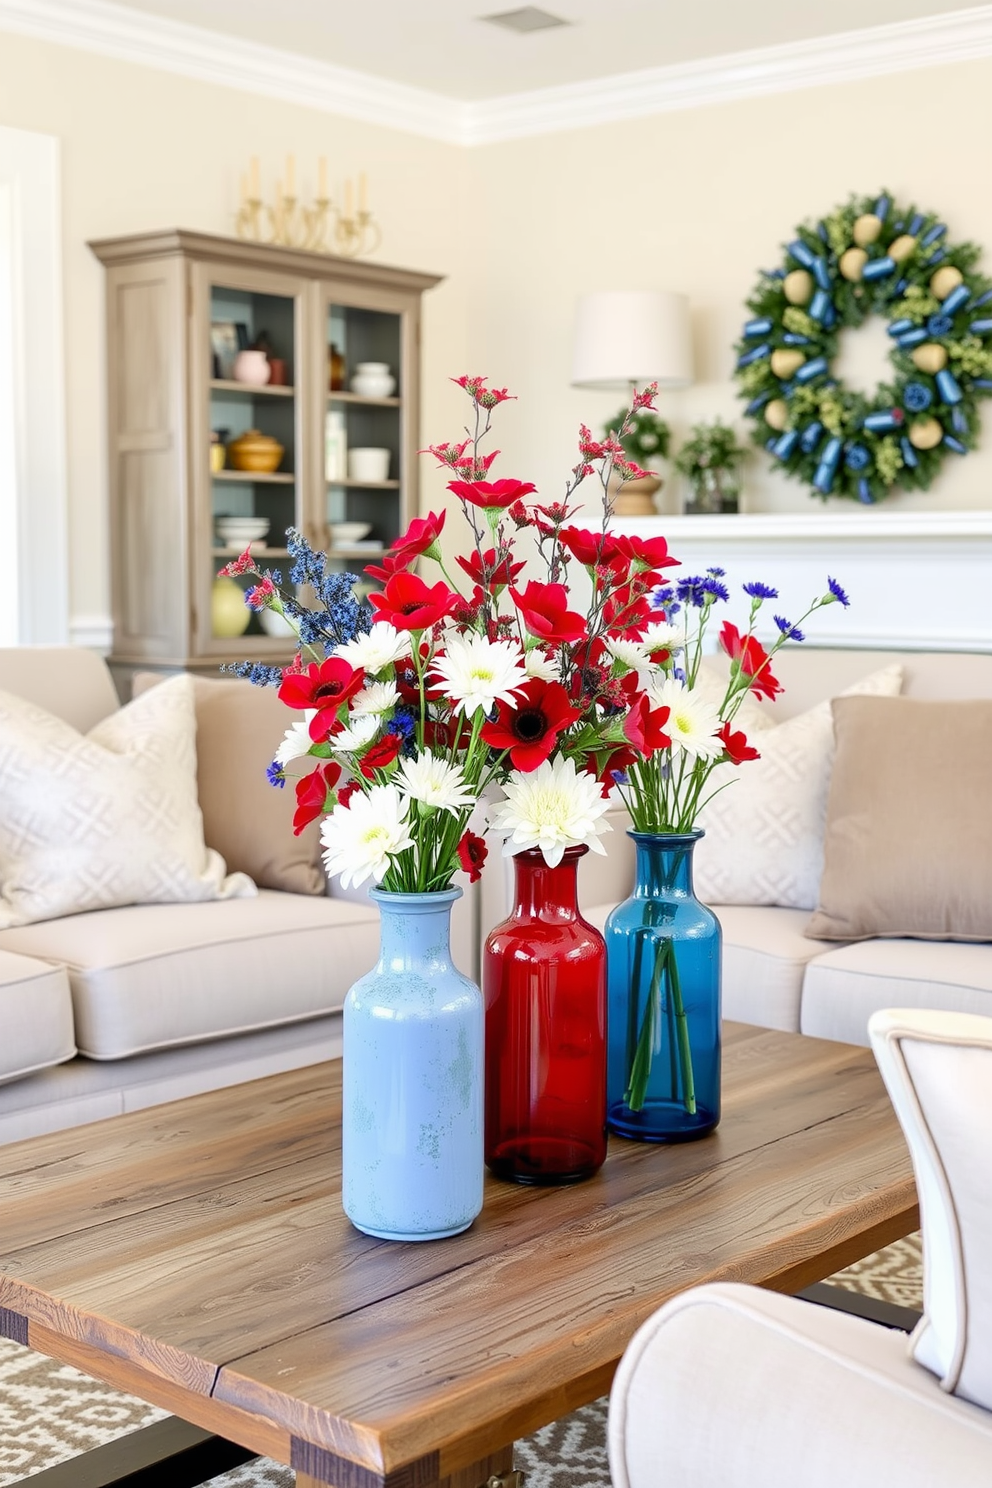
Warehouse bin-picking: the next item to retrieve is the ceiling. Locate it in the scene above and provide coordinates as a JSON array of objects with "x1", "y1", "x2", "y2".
[{"x1": 101, "y1": 0, "x2": 986, "y2": 100}]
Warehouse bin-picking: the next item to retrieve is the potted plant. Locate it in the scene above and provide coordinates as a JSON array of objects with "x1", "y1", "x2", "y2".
[
  {"x1": 675, "y1": 419, "x2": 746, "y2": 514},
  {"x1": 603, "y1": 405, "x2": 671, "y2": 515}
]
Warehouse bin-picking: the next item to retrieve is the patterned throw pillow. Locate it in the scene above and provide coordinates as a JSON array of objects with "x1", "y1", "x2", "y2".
[
  {"x1": 692, "y1": 664, "x2": 903, "y2": 911},
  {"x1": 0, "y1": 673, "x2": 255, "y2": 928}
]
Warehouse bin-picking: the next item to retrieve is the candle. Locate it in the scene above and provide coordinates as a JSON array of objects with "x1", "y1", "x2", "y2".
[
  {"x1": 286, "y1": 154, "x2": 295, "y2": 198},
  {"x1": 359, "y1": 171, "x2": 368, "y2": 212},
  {"x1": 250, "y1": 156, "x2": 260, "y2": 199},
  {"x1": 318, "y1": 156, "x2": 328, "y2": 199}
]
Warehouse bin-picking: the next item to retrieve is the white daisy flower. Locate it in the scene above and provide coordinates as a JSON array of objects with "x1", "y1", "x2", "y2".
[
  {"x1": 350, "y1": 680, "x2": 400, "y2": 717},
  {"x1": 395, "y1": 754, "x2": 477, "y2": 815},
  {"x1": 646, "y1": 676, "x2": 722, "y2": 760},
  {"x1": 333, "y1": 622, "x2": 408, "y2": 676},
  {"x1": 639, "y1": 619, "x2": 686, "y2": 656},
  {"x1": 320, "y1": 784, "x2": 414, "y2": 889},
  {"x1": 429, "y1": 633, "x2": 528, "y2": 717},
  {"x1": 603, "y1": 635, "x2": 649, "y2": 672},
  {"x1": 327, "y1": 713, "x2": 380, "y2": 753},
  {"x1": 492, "y1": 755, "x2": 613, "y2": 868},
  {"x1": 274, "y1": 720, "x2": 314, "y2": 766},
  {"x1": 524, "y1": 647, "x2": 561, "y2": 683}
]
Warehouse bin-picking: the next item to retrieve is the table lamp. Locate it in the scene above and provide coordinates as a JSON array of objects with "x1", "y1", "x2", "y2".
[{"x1": 571, "y1": 289, "x2": 693, "y2": 514}]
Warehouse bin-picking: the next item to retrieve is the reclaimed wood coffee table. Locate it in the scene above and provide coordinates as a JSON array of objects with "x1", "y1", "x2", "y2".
[{"x1": 0, "y1": 1022, "x2": 917, "y2": 1488}]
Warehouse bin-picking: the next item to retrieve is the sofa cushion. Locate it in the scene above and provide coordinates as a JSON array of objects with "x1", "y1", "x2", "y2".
[
  {"x1": 0, "y1": 674, "x2": 253, "y2": 929},
  {"x1": 134, "y1": 673, "x2": 325, "y2": 897},
  {"x1": 807, "y1": 696, "x2": 992, "y2": 942},
  {"x1": 0, "y1": 949, "x2": 76, "y2": 1083},
  {"x1": 0, "y1": 891, "x2": 379, "y2": 1059},
  {"x1": 692, "y1": 665, "x2": 903, "y2": 912},
  {"x1": 801, "y1": 940, "x2": 992, "y2": 1046}
]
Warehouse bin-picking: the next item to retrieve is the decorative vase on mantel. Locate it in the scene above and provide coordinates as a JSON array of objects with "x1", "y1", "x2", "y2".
[
  {"x1": 605, "y1": 831, "x2": 721, "y2": 1142},
  {"x1": 609, "y1": 471, "x2": 663, "y2": 517},
  {"x1": 342, "y1": 887, "x2": 484, "y2": 1240},
  {"x1": 483, "y1": 846, "x2": 607, "y2": 1185}
]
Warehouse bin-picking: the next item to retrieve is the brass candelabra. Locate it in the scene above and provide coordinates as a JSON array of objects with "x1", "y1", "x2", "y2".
[{"x1": 235, "y1": 156, "x2": 381, "y2": 259}]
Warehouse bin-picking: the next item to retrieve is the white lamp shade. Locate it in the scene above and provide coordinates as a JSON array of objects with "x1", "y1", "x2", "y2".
[{"x1": 571, "y1": 289, "x2": 693, "y2": 391}]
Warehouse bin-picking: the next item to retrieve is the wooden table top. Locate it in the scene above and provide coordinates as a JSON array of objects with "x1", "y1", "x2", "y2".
[{"x1": 0, "y1": 1023, "x2": 917, "y2": 1488}]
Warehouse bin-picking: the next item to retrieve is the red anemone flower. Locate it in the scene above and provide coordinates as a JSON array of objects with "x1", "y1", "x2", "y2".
[
  {"x1": 455, "y1": 546, "x2": 525, "y2": 591},
  {"x1": 447, "y1": 478, "x2": 537, "y2": 510},
  {"x1": 457, "y1": 830, "x2": 489, "y2": 883},
  {"x1": 559, "y1": 526, "x2": 625, "y2": 568},
  {"x1": 623, "y1": 695, "x2": 672, "y2": 757},
  {"x1": 292, "y1": 761, "x2": 342, "y2": 835},
  {"x1": 621, "y1": 534, "x2": 681, "y2": 573},
  {"x1": 337, "y1": 779, "x2": 361, "y2": 809},
  {"x1": 720, "y1": 622, "x2": 783, "y2": 701},
  {"x1": 718, "y1": 721, "x2": 761, "y2": 765},
  {"x1": 585, "y1": 745, "x2": 638, "y2": 797},
  {"x1": 278, "y1": 658, "x2": 365, "y2": 741},
  {"x1": 481, "y1": 678, "x2": 582, "y2": 771},
  {"x1": 510, "y1": 581, "x2": 587, "y2": 645},
  {"x1": 358, "y1": 733, "x2": 403, "y2": 779},
  {"x1": 369, "y1": 572, "x2": 459, "y2": 632},
  {"x1": 364, "y1": 550, "x2": 409, "y2": 585},
  {"x1": 388, "y1": 510, "x2": 446, "y2": 566}
]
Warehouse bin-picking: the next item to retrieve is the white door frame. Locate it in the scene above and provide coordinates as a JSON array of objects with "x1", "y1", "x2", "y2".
[{"x1": 0, "y1": 125, "x2": 67, "y2": 645}]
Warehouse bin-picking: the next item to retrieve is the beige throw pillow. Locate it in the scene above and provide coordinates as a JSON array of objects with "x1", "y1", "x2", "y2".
[
  {"x1": 0, "y1": 674, "x2": 254, "y2": 929},
  {"x1": 154, "y1": 675, "x2": 325, "y2": 896},
  {"x1": 806, "y1": 696, "x2": 992, "y2": 941},
  {"x1": 692, "y1": 664, "x2": 903, "y2": 911}
]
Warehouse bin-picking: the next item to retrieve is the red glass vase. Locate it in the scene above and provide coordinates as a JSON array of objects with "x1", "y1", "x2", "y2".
[{"x1": 484, "y1": 846, "x2": 607, "y2": 1185}]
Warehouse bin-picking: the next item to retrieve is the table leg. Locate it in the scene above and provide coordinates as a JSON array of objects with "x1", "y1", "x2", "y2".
[{"x1": 296, "y1": 1445, "x2": 516, "y2": 1488}]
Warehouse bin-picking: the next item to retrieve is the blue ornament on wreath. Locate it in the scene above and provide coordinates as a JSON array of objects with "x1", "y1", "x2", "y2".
[{"x1": 735, "y1": 191, "x2": 992, "y2": 502}]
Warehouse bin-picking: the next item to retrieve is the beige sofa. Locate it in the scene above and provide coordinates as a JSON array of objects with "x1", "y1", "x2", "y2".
[
  {"x1": 0, "y1": 647, "x2": 475, "y2": 1144},
  {"x1": 482, "y1": 646, "x2": 992, "y2": 1048}
]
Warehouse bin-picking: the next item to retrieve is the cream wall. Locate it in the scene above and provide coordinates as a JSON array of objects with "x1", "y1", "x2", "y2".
[
  {"x1": 465, "y1": 56, "x2": 992, "y2": 527},
  {"x1": 0, "y1": 31, "x2": 470, "y2": 633}
]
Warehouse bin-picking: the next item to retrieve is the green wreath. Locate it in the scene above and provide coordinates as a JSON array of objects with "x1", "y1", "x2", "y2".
[{"x1": 735, "y1": 191, "x2": 992, "y2": 502}]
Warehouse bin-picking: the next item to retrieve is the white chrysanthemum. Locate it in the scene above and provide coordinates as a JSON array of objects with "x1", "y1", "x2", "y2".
[
  {"x1": 603, "y1": 635, "x2": 649, "y2": 672},
  {"x1": 327, "y1": 713, "x2": 380, "y2": 753},
  {"x1": 333, "y1": 622, "x2": 408, "y2": 675},
  {"x1": 524, "y1": 647, "x2": 561, "y2": 683},
  {"x1": 646, "y1": 676, "x2": 722, "y2": 760},
  {"x1": 274, "y1": 720, "x2": 314, "y2": 766},
  {"x1": 639, "y1": 619, "x2": 686, "y2": 655},
  {"x1": 430, "y1": 633, "x2": 528, "y2": 717},
  {"x1": 350, "y1": 680, "x2": 400, "y2": 717},
  {"x1": 395, "y1": 753, "x2": 477, "y2": 815},
  {"x1": 492, "y1": 755, "x2": 613, "y2": 868},
  {"x1": 320, "y1": 784, "x2": 414, "y2": 889}
]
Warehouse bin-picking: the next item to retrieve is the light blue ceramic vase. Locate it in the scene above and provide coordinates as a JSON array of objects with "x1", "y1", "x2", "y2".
[{"x1": 342, "y1": 887, "x2": 484, "y2": 1241}]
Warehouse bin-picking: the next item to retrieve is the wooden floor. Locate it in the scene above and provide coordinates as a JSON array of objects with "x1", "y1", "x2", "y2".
[{"x1": 0, "y1": 1023, "x2": 917, "y2": 1488}]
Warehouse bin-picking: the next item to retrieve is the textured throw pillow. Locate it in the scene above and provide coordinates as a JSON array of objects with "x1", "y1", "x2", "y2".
[
  {"x1": 692, "y1": 664, "x2": 903, "y2": 911},
  {"x1": 135, "y1": 673, "x2": 325, "y2": 896},
  {"x1": 0, "y1": 674, "x2": 254, "y2": 928},
  {"x1": 870, "y1": 1007, "x2": 992, "y2": 1410},
  {"x1": 806, "y1": 696, "x2": 992, "y2": 941}
]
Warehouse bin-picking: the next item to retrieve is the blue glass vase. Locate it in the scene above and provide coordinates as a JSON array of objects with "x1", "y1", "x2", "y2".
[
  {"x1": 606, "y1": 831, "x2": 721, "y2": 1142},
  {"x1": 342, "y1": 887, "x2": 484, "y2": 1240}
]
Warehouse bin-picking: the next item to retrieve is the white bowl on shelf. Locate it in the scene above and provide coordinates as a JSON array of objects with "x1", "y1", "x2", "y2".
[
  {"x1": 330, "y1": 521, "x2": 372, "y2": 545},
  {"x1": 216, "y1": 516, "x2": 271, "y2": 544}
]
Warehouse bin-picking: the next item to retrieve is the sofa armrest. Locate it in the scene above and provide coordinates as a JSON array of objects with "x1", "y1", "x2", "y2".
[{"x1": 609, "y1": 1282, "x2": 992, "y2": 1488}]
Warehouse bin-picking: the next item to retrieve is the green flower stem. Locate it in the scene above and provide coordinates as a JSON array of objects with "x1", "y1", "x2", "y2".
[{"x1": 623, "y1": 933, "x2": 697, "y2": 1116}]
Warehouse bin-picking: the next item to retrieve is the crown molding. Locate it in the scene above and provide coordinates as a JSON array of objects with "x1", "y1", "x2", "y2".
[{"x1": 1, "y1": 0, "x2": 991, "y2": 146}]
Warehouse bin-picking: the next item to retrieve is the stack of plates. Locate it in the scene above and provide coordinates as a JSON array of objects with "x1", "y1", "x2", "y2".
[{"x1": 216, "y1": 516, "x2": 271, "y2": 550}]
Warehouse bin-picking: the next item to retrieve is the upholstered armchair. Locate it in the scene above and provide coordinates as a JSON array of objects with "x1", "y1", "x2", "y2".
[{"x1": 608, "y1": 1009, "x2": 992, "y2": 1488}]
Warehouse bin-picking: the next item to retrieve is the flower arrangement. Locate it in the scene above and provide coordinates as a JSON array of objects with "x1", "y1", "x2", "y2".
[
  {"x1": 674, "y1": 418, "x2": 747, "y2": 514},
  {"x1": 221, "y1": 377, "x2": 683, "y2": 893}
]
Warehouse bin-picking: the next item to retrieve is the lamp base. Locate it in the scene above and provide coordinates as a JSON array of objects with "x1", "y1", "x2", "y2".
[{"x1": 611, "y1": 475, "x2": 662, "y2": 517}]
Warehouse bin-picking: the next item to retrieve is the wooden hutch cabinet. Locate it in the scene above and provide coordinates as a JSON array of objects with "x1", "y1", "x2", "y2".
[{"x1": 89, "y1": 229, "x2": 441, "y2": 684}]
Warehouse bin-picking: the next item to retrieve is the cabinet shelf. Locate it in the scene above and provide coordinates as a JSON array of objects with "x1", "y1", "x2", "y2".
[
  {"x1": 213, "y1": 469, "x2": 295, "y2": 485},
  {"x1": 328, "y1": 391, "x2": 401, "y2": 407},
  {"x1": 326, "y1": 478, "x2": 400, "y2": 490},
  {"x1": 211, "y1": 379, "x2": 295, "y2": 398},
  {"x1": 212, "y1": 546, "x2": 291, "y2": 559}
]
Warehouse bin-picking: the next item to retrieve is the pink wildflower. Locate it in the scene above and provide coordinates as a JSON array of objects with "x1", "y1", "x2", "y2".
[{"x1": 216, "y1": 545, "x2": 258, "y2": 578}]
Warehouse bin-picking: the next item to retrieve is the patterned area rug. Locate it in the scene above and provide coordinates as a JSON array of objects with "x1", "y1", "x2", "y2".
[{"x1": 0, "y1": 1234, "x2": 923, "y2": 1487}]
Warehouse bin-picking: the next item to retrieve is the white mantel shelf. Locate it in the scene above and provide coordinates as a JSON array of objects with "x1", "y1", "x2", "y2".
[{"x1": 610, "y1": 509, "x2": 992, "y2": 652}]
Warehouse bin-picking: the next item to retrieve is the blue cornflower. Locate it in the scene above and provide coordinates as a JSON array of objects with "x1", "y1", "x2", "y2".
[
  {"x1": 610, "y1": 769, "x2": 630, "y2": 786},
  {"x1": 743, "y1": 580, "x2": 779, "y2": 600},
  {"x1": 827, "y1": 576, "x2": 850, "y2": 607},
  {"x1": 266, "y1": 761, "x2": 286, "y2": 789},
  {"x1": 386, "y1": 708, "x2": 416, "y2": 741},
  {"x1": 774, "y1": 615, "x2": 805, "y2": 641},
  {"x1": 702, "y1": 576, "x2": 730, "y2": 603},
  {"x1": 706, "y1": 566, "x2": 727, "y2": 578},
  {"x1": 672, "y1": 665, "x2": 687, "y2": 683},
  {"x1": 677, "y1": 574, "x2": 728, "y2": 606}
]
